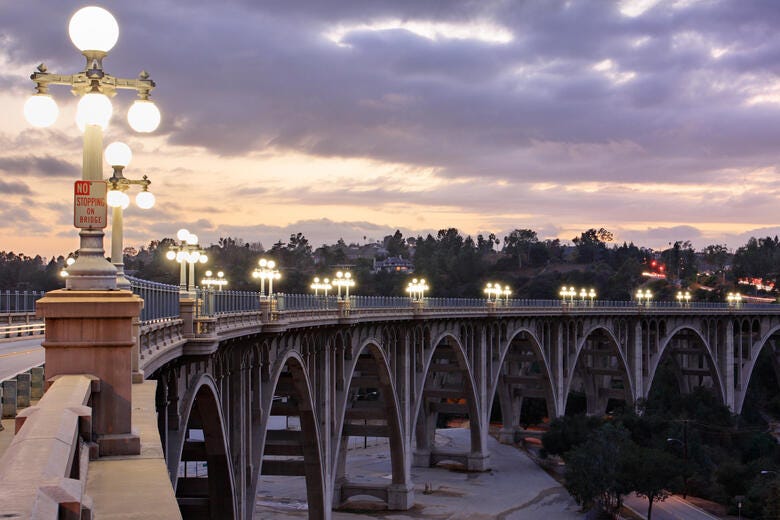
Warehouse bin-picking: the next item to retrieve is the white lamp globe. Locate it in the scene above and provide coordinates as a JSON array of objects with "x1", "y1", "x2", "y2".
[
  {"x1": 118, "y1": 191, "x2": 130, "y2": 209},
  {"x1": 176, "y1": 228, "x2": 190, "y2": 241},
  {"x1": 127, "y1": 100, "x2": 161, "y2": 133},
  {"x1": 166, "y1": 250, "x2": 175, "y2": 260},
  {"x1": 76, "y1": 92, "x2": 112, "y2": 131},
  {"x1": 176, "y1": 251, "x2": 186, "y2": 262},
  {"x1": 69, "y1": 6, "x2": 119, "y2": 53},
  {"x1": 136, "y1": 190, "x2": 155, "y2": 209},
  {"x1": 104, "y1": 141, "x2": 132, "y2": 167},
  {"x1": 24, "y1": 94, "x2": 59, "y2": 128},
  {"x1": 199, "y1": 255, "x2": 208, "y2": 264},
  {"x1": 187, "y1": 233, "x2": 198, "y2": 245},
  {"x1": 106, "y1": 189, "x2": 124, "y2": 208}
]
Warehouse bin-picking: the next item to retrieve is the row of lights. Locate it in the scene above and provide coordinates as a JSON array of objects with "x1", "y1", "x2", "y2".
[
  {"x1": 560, "y1": 286, "x2": 597, "y2": 303},
  {"x1": 484, "y1": 282, "x2": 511, "y2": 302},
  {"x1": 310, "y1": 271, "x2": 355, "y2": 299}
]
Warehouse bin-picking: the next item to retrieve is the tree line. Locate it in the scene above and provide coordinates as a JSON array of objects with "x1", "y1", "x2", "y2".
[{"x1": 2, "y1": 228, "x2": 780, "y2": 300}]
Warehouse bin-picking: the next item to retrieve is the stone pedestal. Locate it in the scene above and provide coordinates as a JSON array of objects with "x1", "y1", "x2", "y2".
[
  {"x1": 498, "y1": 427, "x2": 515, "y2": 445},
  {"x1": 466, "y1": 452, "x2": 490, "y2": 471},
  {"x1": 179, "y1": 297, "x2": 196, "y2": 336},
  {"x1": 36, "y1": 289, "x2": 143, "y2": 456},
  {"x1": 486, "y1": 301, "x2": 497, "y2": 313},
  {"x1": 387, "y1": 482, "x2": 414, "y2": 510},
  {"x1": 337, "y1": 299, "x2": 351, "y2": 318}
]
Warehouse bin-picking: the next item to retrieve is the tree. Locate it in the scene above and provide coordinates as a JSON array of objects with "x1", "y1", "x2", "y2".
[
  {"x1": 563, "y1": 423, "x2": 633, "y2": 516},
  {"x1": 624, "y1": 446, "x2": 678, "y2": 520},
  {"x1": 701, "y1": 244, "x2": 729, "y2": 282},
  {"x1": 572, "y1": 228, "x2": 613, "y2": 264},
  {"x1": 503, "y1": 229, "x2": 538, "y2": 269}
]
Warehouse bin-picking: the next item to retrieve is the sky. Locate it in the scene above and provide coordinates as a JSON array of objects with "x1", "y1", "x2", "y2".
[{"x1": 2, "y1": 0, "x2": 780, "y2": 259}]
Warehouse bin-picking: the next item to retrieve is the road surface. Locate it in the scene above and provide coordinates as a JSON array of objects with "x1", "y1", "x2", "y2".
[
  {"x1": 0, "y1": 337, "x2": 44, "y2": 382},
  {"x1": 624, "y1": 493, "x2": 718, "y2": 520}
]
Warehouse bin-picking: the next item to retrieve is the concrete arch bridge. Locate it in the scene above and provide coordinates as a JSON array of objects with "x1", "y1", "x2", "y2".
[{"x1": 133, "y1": 294, "x2": 780, "y2": 519}]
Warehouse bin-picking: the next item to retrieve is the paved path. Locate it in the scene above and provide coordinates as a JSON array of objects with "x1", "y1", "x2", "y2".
[
  {"x1": 255, "y1": 428, "x2": 582, "y2": 519},
  {"x1": 0, "y1": 338, "x2": 43, "y2": 382},
  {"x1": 624, "y1": 493, "x2": 718, "y2": 520}
]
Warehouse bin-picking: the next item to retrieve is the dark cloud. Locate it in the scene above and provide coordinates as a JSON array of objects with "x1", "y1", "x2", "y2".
[
  {"x1": 0, "y1": 156, "x2": 79, "y2": 178},
  {"x1": 0, "y1": 179, "x2": 31, "y2": 195}
]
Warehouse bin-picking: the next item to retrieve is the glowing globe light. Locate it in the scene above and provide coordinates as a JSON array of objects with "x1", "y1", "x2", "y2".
[
  {"x1": 76, "y1": 92, "x2": 112, "y2": 131},
  {"x1": 68, "y1": 6, "x2": 119, "y2": 53},
  {"x1": 104, "y1": 141, "x2": 132, "y2": 167},
  {"x1": 166, "y1": 250, "x2": 176, "y2": 260},
  {"x1": 106, "y1": 189, "x2": 124, "y2": 208},
  {"x1": 177, "y1": 228, "x2": 190, "y2": 242},
  {"x1": 24, "y1": 94, "x2": 59, "y2": 128},
  {"x1": 186, "y1": 233, "x2": 198, "y2": 246},
  {"x1": 127, "y1": 100, "x2": 161, "y2": 133},
  {"x1": 136, "y1": 190, "x2": 155, "y2": 209}
]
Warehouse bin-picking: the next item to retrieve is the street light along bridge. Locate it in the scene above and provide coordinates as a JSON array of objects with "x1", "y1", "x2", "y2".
[{"x1": 3, "y1": 279, "x2": 780, "y2": 519}]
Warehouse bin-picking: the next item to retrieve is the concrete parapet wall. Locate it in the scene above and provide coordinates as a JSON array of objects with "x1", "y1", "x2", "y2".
[{"x1": 0, "y1": 374, "x2": 95, "y2": 519}]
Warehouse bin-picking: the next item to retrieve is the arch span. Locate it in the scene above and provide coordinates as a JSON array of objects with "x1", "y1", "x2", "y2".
[
  {"x1": 735, "y1": 324, "x2": 780, "y2": 413},
  {"x1": 332, "y1": 338, "x2": 412, "y2": 509},
  {"x1": 412, "y1": 331, "x2": 486, "y2": 470},
  {"x1": 647, "y1": 325, "x2": 726, "y2": 407},
  {"x1": 489, "y1": 327, "x2": 558, "y2": 438},
  {"x1": 169, "y1": 373, "x2": 237, "y2": 520},
  {"x1": 251, "y1": 350, "x2": 327, "y2": 519},
  {"x1": 563, "y1": 325, "x2": 634, "y2": 416}
]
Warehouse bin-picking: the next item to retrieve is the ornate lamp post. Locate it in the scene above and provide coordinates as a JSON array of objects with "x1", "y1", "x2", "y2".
[
  {"x1": 166, "y1": 229, "x2": 207, "y2": 297},
  {"x1": 727, "y1": 292, "x2": 743, "y2": 307},
  {"x1": 104, "y1": 142, "x2": 154, "y2": 289},
  {"x1": 635, "y1": 288, "x2": 652, "y2": 306},
  {"x1": 310, "y1": 277, "x2": 332, "y2": 297},
  {"x1": 502, "y1": 285, "x2": 512, "y2": 304},
  {"x1": 484, "y1": 282, "x2": 502, "y2": 302},
  {"x1": 201, "y1": 270, "x2": 227, "y2": 291},
  {"x1": 253, "y1": 258, "x2": 281, "y2": 299},
  {"x1": 406, "y1": 278, "x2": 428, "y2": 302},
  {"x1": 24, "y1": 6, "x2": 161, "y2": 290},
  {"x1": 559, "y1": 286, "x2": 576, "y2": 304},
  {"x1": 676, "y1": 290, "x2": 691, "y2": 307},
  {"x1": 333, "y1": 271, "x2": 355, "y2": 300}
]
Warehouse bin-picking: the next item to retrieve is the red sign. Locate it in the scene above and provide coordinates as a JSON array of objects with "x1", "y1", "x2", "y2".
[{"x1": 73, "y1": 180, "x2": 107, "y2": 229}]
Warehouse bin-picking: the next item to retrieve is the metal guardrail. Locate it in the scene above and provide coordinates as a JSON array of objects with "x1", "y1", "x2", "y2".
[
  {"x1": 128, "y1": 275, "x2": 180, "y2": 323},
  {"x1": 0, "y1": 290, "x2": 45, "y2": 313},
  {"x1": 0, "y1": 322, "x2": 45, "y2": 339}
]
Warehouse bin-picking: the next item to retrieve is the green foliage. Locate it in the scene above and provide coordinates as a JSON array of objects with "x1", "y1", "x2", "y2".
[
  {"x1": 542, "y1": 413, "x2": 602, "y2": 457},
  {"x1": 563, "y1": 423, "x2": 633, "y2": 515}
]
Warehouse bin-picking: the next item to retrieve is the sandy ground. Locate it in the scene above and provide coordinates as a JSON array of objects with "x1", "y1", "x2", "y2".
[{"x1": 255, "y1": 428, "x2": 583, "y2": 519}]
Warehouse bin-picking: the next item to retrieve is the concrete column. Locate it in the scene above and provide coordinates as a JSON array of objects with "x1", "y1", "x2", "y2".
[
  {"x1": 229, "y1": 364, "x2": 247, "y2": 519},
  {"x1": 16, "y1": 373, "x2": 30, "y2": 408},
  {"x1": 634, "y1": 321, "x2": 644, "y2": 402},
  {"x1": 2, "y1": 380, "x2": 17, "y2": 418},
  {"x1": 725, "y1": 321, "x2": 735, "y2": 410},
  {"x1": 259, "y1": 299, "x2": 271, "y2": 322},
  {"x1": 36, "y1": 289, "x2": 143, "y2": 456},
  {"x1": 474, "y1": 325, "x2": 490, "y2": 467},
  {"x1": 555, "y1": 324, "x2": 565, "y2": 417},
  {"x1": 30, "y1": 367, "x2": 44, "y2": 399}
]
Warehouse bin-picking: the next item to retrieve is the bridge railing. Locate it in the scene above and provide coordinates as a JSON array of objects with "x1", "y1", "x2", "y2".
[
  {"x1": 0, "y1": 290, "x2": 45, "y2": 313},
  {"x1": 128, "y1": 276, "x2": 180, "y2": 323}
]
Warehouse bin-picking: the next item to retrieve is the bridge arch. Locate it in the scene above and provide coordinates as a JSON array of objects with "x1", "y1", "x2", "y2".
[
  {"x1": 332, "y1": 337, "x2": 410, "y2": 509},
  {"x1": 647, "y1": 325, "x2": 725, "y2": 406},
  {"x1": 489, "y1": 327, "x2": 558, "y2": 439},
  {"x1": 169, "y1": 373, "x2": 237, "y2": 519},
  {"x1": 412, "y1": 330, "x2": 486, "y2": 470},
  {"x1": 735, "y1": 323, "x2": 780, "y2": 413},
  {"x1": 252, "y1": 349, "x2": 327, "y2": 518},
  {"x1": 563, "y1": 325, "x2": 634, "y2": 416}
]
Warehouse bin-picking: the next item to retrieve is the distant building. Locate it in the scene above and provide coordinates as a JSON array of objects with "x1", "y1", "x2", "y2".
[{"x1": 373, "y1": 256, "x2": 414, "y2": 274}]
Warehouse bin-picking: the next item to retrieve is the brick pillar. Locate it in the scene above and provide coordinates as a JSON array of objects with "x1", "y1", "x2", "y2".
[{"x1": 35, "y1": 289, "x2": 143, "y2": 456}]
